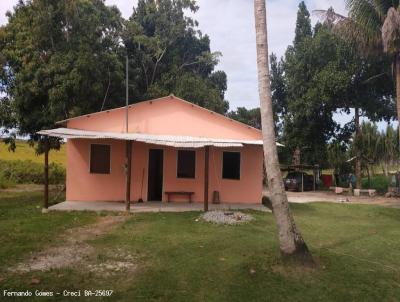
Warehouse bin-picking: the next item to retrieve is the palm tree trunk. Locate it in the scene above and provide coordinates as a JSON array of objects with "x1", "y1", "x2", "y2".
[
  {"x1": 254, "y1": 0, "x2": 313, "y2": 265},
  {"x1": 384, "y1": 161, "x2": 388, "y2": 176},
  {"x1": 355, "y1": 107, "x2": 361, "y2": 189}
]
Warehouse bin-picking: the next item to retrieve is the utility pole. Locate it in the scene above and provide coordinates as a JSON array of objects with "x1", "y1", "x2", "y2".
[
  {"x1": 125, "y1": 54, "x2": 132, "y2": 211},
  {"x1": 125, "y1": 55, "x2": 129, "y2": 133}
]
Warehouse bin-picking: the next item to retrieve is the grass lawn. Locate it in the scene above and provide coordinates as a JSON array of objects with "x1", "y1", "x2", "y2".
[
  {"x1": 0, "y1": 190, "x2": 96, "y2": 269},
  {"x1": 1, "y1": 191, "x2": 400, "y2": 301},
  {"x1": 0, "y1": 141, "x2": 66, "y2": 167}
]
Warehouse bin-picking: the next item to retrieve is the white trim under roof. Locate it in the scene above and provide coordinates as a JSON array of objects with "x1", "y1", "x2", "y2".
[{"x1": 37, "y1": 128, "x2": 284, "y2": 148}]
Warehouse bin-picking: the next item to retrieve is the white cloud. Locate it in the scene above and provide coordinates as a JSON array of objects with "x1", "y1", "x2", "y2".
[
  {"x1": 105, "y1": 0, "x2": 136, "y2": 18},
  {"x1": 190, "y1": 0, "x2": 347, "y2": 109},
  {"x1": 0, "y1": 0, "x2": 16, "y2": 25}
]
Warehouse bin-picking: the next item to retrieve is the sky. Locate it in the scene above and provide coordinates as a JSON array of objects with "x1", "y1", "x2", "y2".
[{"x1": 0, "y1": 0, "x2": 347, "y2": 110}]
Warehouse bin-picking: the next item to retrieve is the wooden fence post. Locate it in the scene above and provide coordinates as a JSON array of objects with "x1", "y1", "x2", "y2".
[
  {"x1": 125, "y1": 140, "x2": 132, "y2": 211},
  {"x1": 204, "y1": 146, "x2": 210, "y2": 212},
  {"x1": 44, "y1": 138, "x2": 49, "y2": 210}
]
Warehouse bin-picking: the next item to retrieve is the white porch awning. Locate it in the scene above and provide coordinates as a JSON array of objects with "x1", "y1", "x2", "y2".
[{"x1": 38, "y1": 128, "x2": 283, "y2": 148}]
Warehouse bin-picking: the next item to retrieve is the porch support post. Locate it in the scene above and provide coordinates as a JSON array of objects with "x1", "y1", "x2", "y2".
[
  {"x1": 44, "y1": 138, "x2": 49, "y2": 210},
  {"x1": 313, "y1": 166, "x2": 316, "y2": 191},
  {"x1": 204, "y1": 146, "x2": 210, "y2": 212},
  {"x1": 125, "y1": 140, "x2": 132, "y2": 211}
]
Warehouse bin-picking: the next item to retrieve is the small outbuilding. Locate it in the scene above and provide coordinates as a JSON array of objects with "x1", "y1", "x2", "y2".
[{"x1": 39, "y1": 95, "x2": 269, "y2": 209}]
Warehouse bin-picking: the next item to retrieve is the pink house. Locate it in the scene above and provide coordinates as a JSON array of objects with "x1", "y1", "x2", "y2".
[{"x1": 39, "y1": 95, "x2": 265, "y2": 209}]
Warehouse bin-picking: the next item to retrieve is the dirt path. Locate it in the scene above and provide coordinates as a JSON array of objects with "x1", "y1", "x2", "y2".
[
  {"x1": 265, "y1": 190, "x2": 400, "y2": 208},
  {"x1": 12, "y1": 215, "x2": 130, "y2": 273}
]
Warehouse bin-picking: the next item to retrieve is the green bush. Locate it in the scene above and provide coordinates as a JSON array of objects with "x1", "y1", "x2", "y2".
[
  {"x1": 0, "y1": 173, "x2": 16, "y2": 189},
  {"x1": 361, "y1": 175, "x2": 389, "y2": 194},
  {"x1": 0, "y1": 160, "x2": 65, "y2": 185}
]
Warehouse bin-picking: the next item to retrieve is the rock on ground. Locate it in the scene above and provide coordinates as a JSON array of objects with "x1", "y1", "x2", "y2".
[{"x1": 201, "y1": 211, "x2": 254, "y2": 225}]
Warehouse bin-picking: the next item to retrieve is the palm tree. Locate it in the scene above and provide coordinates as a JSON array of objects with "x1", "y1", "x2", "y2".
[
  {"x1": 327, "y1": 141, "x2": 348, "y2": 185},
  {"x1": 254, "y1": 0, "x2": 313, "y2": 264},
  {"x1": 351, "y1": 122, "x2": 381, "y2": 187},
  {"x1": 380, "y1": 124, "x2": 399, "y2": 175},
  {"x1": 316, "y1": 1, "x2": 400, "y2": 145}
]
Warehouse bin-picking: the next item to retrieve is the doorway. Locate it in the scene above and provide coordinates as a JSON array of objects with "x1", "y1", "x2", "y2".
[{"x1": 147, "y1": 149, "x2": 164, "y2": 201}]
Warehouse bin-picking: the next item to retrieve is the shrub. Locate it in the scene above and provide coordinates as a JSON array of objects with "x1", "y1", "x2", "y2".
[
  {"x1": 0, "y1": 173, "x2": 16, "y2": 189},
  {"x1": 0, "y1": 160, "x2": 65, "y2": 185},
  {"x1": 361, "y1": 175, "x2": 389, "y2": 194}
]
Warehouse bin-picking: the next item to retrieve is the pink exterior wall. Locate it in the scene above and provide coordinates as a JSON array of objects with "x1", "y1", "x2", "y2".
[
  {"x1": 64, "y1": 96, "x2": 264, "y2": 204},
  {"x1": 66, "y1": 96, "x2": 262, "y2": 141},
  {"x1": 67, "y1": 139, "x2": 126, "y2": 202},
  {"x1": 66, "y1": 139, "x2": 263, "y2": 204}
]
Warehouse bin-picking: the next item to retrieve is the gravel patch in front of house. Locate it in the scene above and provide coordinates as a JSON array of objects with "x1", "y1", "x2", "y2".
[
  {"x1": 14, "y1": 244, "x2": 93, "y2": 272},
  {"x1": 87, "y1": 260, "x2": 136, "y2": 276},
  {"x1": 201, "y1": 210, "x2": 254, "y2": 225},
  {"x1": 87, "y1": 248, "x2": 137, "y2": 276}
]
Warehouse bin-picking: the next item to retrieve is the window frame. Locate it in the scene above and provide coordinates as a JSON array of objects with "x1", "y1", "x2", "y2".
[
  {"x1": 89, "y1": 143, "x2": 112, "y2": 174},
  {"x1": 176, "y1": 149, "x2": 196, "y2": 179},
  {"x1": 222, "y1": 151, "x2": 241, "y2": 180}
]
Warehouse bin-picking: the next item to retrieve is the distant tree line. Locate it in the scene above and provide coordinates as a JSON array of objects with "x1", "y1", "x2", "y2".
[{"x1": 329, "y1": 122, "x2": 398, "y2": 181}]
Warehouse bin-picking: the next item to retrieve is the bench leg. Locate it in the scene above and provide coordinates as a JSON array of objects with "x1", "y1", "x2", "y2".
[{"x1": 189, "y1": 194, "x2": 192, "y2": 203}]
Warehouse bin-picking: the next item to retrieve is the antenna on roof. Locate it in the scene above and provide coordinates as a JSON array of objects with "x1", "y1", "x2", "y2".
[{"x1": 125, "y1": 55, "x2": 129, "y2": 133}]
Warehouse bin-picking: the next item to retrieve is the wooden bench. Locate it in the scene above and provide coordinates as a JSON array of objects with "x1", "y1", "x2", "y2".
[
  {"x1": 165, "y1": 191, "x2": 195, "y2": 203},
  {"x1": 330, "y1": 187, "x2": 351, "y2": 194},
  {"x1": 353, "y1": 189, "x2": 376, "y2": 197}
]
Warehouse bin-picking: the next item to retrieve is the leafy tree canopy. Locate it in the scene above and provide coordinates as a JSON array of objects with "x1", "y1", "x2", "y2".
[
  {"x1": 228, "y1": 107, "x2": 261, "y2": 130},
  {"x1": 0, "y1": 0, "x2": 228, "y2": 149},
  {"x1": 279, "y1": 3, "x2": 394, "y2": 166},
  {"x1": 122, "y1": 0, "x2": 227, "y2": 112}
]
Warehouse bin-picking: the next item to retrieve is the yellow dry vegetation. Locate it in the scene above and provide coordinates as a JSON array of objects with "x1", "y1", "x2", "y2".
[{"x1": 0, "y1": 140, "x2": 66, "y2": 167}]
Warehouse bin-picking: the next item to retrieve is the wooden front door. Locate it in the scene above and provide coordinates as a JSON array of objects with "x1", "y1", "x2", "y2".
[{"x1": 147, "y1": 149, "x2": 164, "y2": 201}]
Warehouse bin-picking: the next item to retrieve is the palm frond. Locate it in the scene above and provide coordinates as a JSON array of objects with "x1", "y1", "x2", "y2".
[
  {"x1": 346, "y1": 0, "x2": 382, "y2": 38},
  {"x1": 313, "y1": 9, "x2": 347, "y2": 24},
  {"x1": 382, "y1": 7, "x2": 400, "y2": 54},
  {"x1": 314, "y1": 6, "x2": 383, "y2": 56}
]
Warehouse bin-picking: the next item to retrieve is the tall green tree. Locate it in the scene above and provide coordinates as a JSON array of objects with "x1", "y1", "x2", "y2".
[
  {"x1": 0, "y1": 0, "x2": 229, "y2": 149},
  {"x1": 282, "y1": 4, "x2": 394, "y2": 169},
  {"x1": 315, "y1": 6, "x2": 395, "y2": 186},
  {"x1": 123, "y1": 0, "x2": 228, "y2": 113},
  {"x1": 316, "y1": 1, "x2": 400, "y2": 145},
  {"x1": 294, "y1": 1, "x2": 312, "y2": 47},
  {"x1": 0, "y1": 33, "x2": 16, "y2": 150},
  {"x1": 1, "y1": 0, "x2": 125, "y2": 145},
  {"x1": 282, "y1": 3, "x2": 337, "y2": 165}
]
